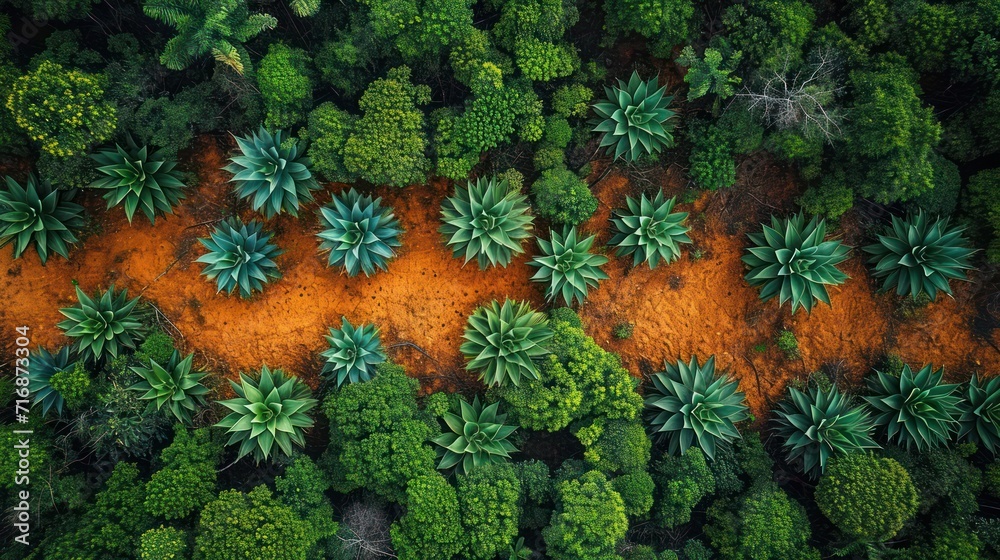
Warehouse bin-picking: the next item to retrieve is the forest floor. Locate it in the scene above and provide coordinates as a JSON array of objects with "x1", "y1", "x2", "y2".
[{"x1": 1, "y1": 135, "x2": 997, "y2": 416}]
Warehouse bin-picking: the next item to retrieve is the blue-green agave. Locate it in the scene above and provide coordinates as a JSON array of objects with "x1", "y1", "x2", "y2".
[
  {"x1": 440, "y1": 176, "x2": 534, "y2": 269},
  {"x1": 432, "y1": 395, "x2": 518, "y2": 474},
  {"x1": 609, "y1": 190, "x2": 691, "y2": 268},
  {"x1": 224, "y1": 127, "x2": 321, "y2": 218},
  {"x1": 0, "y1": 173, "x2": 84, "y2": 264},
  {"x1": 592, "y1": 71, "x2": 676, "y2": 161},
  {"x1": 131, "y1": 350, "x2": 210, "y2": 424},
  {"x1": 58, "y1": 285, "x2": 145, "y2": 362},
  {"x1": 646, "y1": 355, "x2": 749, "y2": 460},
  {"x1": 321, "y1": 317, "x2": 386, "y2": 386},
  {"x1": 89, "y1": 138, "x2": 186, "y2": 224},
  {"x1": 864, "y1": 364, "x2": 960, "y2": 451},
  {"x1": 743, "y1": 213, "x2": 851, "y2": 314},
  {"x1": 461, "y1": 299, "x2": 553, "y2": 387},
  {"x1": 863, "y1": 210, "x2": 976, "y2": 300},
  {"x1": 529, "y1": 227, "x2": 609, "y2": 306},
  {"x1": 28, "y1": 346, "x2": 79, "y2": 417},
  {"x1": 317, "y1": 188, "x2": 402, "y2": 277},
  {"x1": 958, "y1": 374, "x2": 1000, "y2": 455},
  {"x1": 196, "y1": 218, "x2": 282, "y2": 298}
]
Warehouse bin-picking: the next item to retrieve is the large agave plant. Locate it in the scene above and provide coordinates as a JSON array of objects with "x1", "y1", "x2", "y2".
[
  {"x1": 864, "y1": 364, "x2": 960, "y2": 451},
  {"x1": 529, "y1": 227, "x2": 609, "y2": 306},
  {"x1": 28, "y1": 346, "x2": 79, "y2": 417},
  {"x1": 863, "y1": 210, "x2": 975, "y2": 300},
  {"x1": 958, "y1": 374, "x2": 1000, "y2": 455},
  {"x1": 131, "y1": 350, "x2": 210, "y2": 424},
  {"x1": 58, "y1": 285, "x2": 144, "y2": 362},
  {"x1": 743, "y1": 213, "x2": 851, "y2": 314},
  {"x1": 432, "y1": 395, "x2": 518, "y2": 474},
  {"x1": 89, "y1": 138, "x2": 187, "y2": 224},
  {"x1": 609, "y1": 190, "x2": 691, "y2": 268},
  {"x1": 773, "y1": 385, "x2": 879, "y2": 478},
  {"x1": 224, "y1": 127, "x2": 321, "y2": 218},
  {"x1": 320, "y1": 317, "x2": 386, "y2": 386},
  {"x1": 215, "y1": 365, "x2": 317, "y2": 462},
  {"x1": 0, "y1": 173, "x2": 84, "y2": 264},
  {"x1": 440, "y1": 176, "x2": 534, "y2": 269},
  {"x1": 592, "y1": 71, "x2": 676, "y2": 161},
  {"x1": 318, "y1": 188, "x2": 402, "y2": 277},
  {"x1": 646, "y1": 355, "x2": 749, "y2": 460},
  {"x1": 196, "y1": 218, "x2": 282, "y2": 298},
  {"x1": 461, "y1": 299, "x2": 552, "y2": 387}
]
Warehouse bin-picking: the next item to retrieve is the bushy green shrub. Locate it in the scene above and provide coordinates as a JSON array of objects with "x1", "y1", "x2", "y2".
[
  {"x1": 258, "y1": 43, "x2": 313, "y2": 129},
  {"x1": 145, "y1": 426, "x2": 219, "y2": 520},
  {"x1": 653, "y1": 448, "x2": 715, "y2": 528},
  {"x1": 963, "y1": 168, "x2": 1000, "y2": 263},
  {"x1": 194, "y1": 486, "x2": 316, "y2": 560},
  {"x1": 274, "y1": 456, "x2": 339, "y2": 557},
  {"x1": 612, "y1": 470, "x2": 655, "y2": 518},
  {"x1": 543, "y1": 470, "x2": 628, "y2": 560},
  {"x1": 886, "y1": 444, "x2": 982, "y2": 525},
  {"x1": 140, "y1": 526, "x2": 189, "y2": 560},
  {"x1": 705, "y1": 482, "x2": 820, "y2": 560},
  {"x1": 530, "y1": 167, "x2": 597, "y2": 225},
  {"x1": 390, "y1": 473, "x2": 464, "y2": 560},
  {"x1": 723, "y1": 0, "x2": 815, "y2": 70},
  {"x1": 457, "y1": 462, "x2": 522, "y2": 559},
  {"x1": 574, "y1": 418, "x2": 651, "y2": 474},
  {"x1": 688, "y1": 120, "x2": 736, "y2": 190},
  {"x1": 551, "y1": 83, "x2": 593, "y2": 118},
  {"x1": 604, "y1": 0, "x2": 695, "y2": 57},
  {"x1": 301, "y1": 103, "x2": 356, "y2": 183}
]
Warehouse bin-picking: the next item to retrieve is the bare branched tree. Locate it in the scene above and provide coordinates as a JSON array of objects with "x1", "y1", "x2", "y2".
[
  {"x1": 736, "y1": 49, "x2": 846, "y2": 143},
  {"x1": 336, "y1": 500, "x2": 396, "y2": 560}
]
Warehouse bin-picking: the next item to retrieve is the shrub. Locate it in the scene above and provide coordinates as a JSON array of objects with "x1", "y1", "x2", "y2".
[
  {"x1": 886, "y1": 444, "x2": 982, "y2": 524},
  {"x1": 140, "y1": 526, "x2": 188, "y2": 560},
  {"x1": 653, "y1": 447, "x2": 715, "y2": 528},
  {"x1": 575, "y1": 418, "x2": 651, "y2": 474},
  {"x1": 196, "y1": 218, "x2": 282, "y2": 298},
  {"x1": 462, "y1": 299, "x2": 552, "y2": 387},
  {"x1": 495, "y1": 353, "x2": 583, "y2": 431},
  {"x1": 131, "y1": 351, "x2": 210, "y2": 424},
  {"x1": 865, "y1": 363, "x2": 960, "y2": 451},
  {"x1": 516, "y1": 460, "x2": 554, "y2": 529},
  {"x1": 963, "y1": 168, "x2": 1000, "y2": 263},
  {"x1": 320, "y1": 317, "x2": 385, "y2": 386},
  {"x1": 390, "y1": 473, "x2": 464, "y2": 560},
  {"x1": 604, "y1": 0, "x2": 695, "y2": 57},
  {"x1": 441, "y1": 176, "x2": 534, "y2": 269},
  {"x1": 258, "y1": 43, "x2": 313, "y2": 129},
  {"x1": 274, "y1": 456, "x2": 339, "y2": 555},
  {"x1": 552, "y1": 84, "x2": 593, "y2": 118},
  {"x1": 799, "y1": 183, "x2": 854, "y2": 219},
  {"x1": 225, "y1": 127, "x2": 321, "y2": 218},
  {"x1": 47, "y1": 361, "x2": 90, "y2": 411},
  {"x1": 194, "y1": 486, "x2": 315, "y2": 560},
  {"x1": 90, "y1": 138, "x2": 186, "y2": 224},
  {"x1": 59, "y1": 285, "x2": 144, "y2": 362},
  {"x1": 145, "y1": 426, "x2": 219, "y2": 520},
  {"x1": 593, "y1": 71, "x2": 676, "y2": 161},
  {"x1": 543, "y1": 470, "x2": 628, "y2": 560},
  {"x1": 705, "y1": 482, "x2": 819, "y2": 560},
  {"x1": 530, "y1": 166, "x2": 597, "y2": 225},
  {"x1": 433, "y1": 396, "x2": 518, "y2": 474},
  {"x1": 688, "y1": 120, "x2": 737, "y2": 190},
  {"x1": 302, "y1": 103, "x2": 356, "y2": 183},
  {"x1": 775, "y1": 329, "x2": 799, "y2": 358},
  {"x1": 530, "y1": 226, "x2": 609, "y2": 306},
  {"x1": 457, "y1": 462, "x2": 522, "y2": 559},
  {"x1": 0, "y1": 173, "x2": 84, "y2": 264},
  {"x1": 318, "y1": 188, "x2": 402, "y2": 277},
  {"x1": 609, "y1": 190, "x2": 691, "y2": 268},
  {"x1": 612, "y1": 322, "x2": 634, "y2": 339},
  {"x1": 612, "y1": 470, "x2": 655, "y2": 517},
  {"x1": 723, "y1": 0, "x2": 815, "y2": 70},
  {"x1": 676, "y1": 44, "x2": 742, "y2": 101}
]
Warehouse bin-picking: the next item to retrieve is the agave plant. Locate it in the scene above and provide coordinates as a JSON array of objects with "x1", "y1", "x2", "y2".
[
  {"x1": 58, "y1": 285, "x2": 144, "y2": 362},
  {"x1": 318, "y1": 188, "x2": 402, "y2": 277},
  {"x1": 215, "y1": 365, "x2": 318, "y2": 462},
  {"x1": 592, "y1": 71, "x2": 676, "y2": 161},
  {"x1": 743, "y1": 213, "x2": 851, "y2": 314},
  {"x1": 609, "y1": 190, "x2": 691, "y2": 268},
  {"x1": 320, "y1": 317, "x2": 386, "y2": 386},
  {"x1": 0, "y1": 173, "x2": 84, "y2": 264},
  {"x1": 529, "y1": 227, "x2": 609, "y2": 306},
  {"x1": 224, "y1": 127, "x2": 321, "y2": 218},
  {"x1": 461, "y1": 299, "x2": 552, "y2": 387},
  {"x1": 28, "y1": 346, "x2": 79, "y2": 417},
  {"x1": 773, "y1": 385, "x2": 879, "y2": 478},
  {"x1": 440, "y1": 176, "x2": 534, "y2": 269},
  {"x1": 958, "y1": 374, "x2": 1000, "y2": 454},
  {"x1": 864, "y1": 364, "x2": 960, "y2": 451},
  {"x1": 646, "y1": 355, "x2": 749, "y2": 460},
  {"x1": 131, "y1": 350, "x2": 210, "y2": 424},
  {"x1": 90, "y1": 138, "x2": 187, "y2": 224},
  {"x1": 863, "y1": 210, "x2": 975, "y2": 300},
  {"x1": 196, "y1": 218, "x2": 282, "y2": 298},
  {"x1": 432, "y1": 395, "x2": 518, "y2": 474}
]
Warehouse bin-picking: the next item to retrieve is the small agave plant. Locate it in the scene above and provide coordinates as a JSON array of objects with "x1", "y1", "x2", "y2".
[
  {"x1": 131, "y1": 350, "x2": 210, "y2": 424},
  {"x1": 609, "y1": 190, "x2": 691, "y2": 268},
  {"x1": 321, "y1": 317, "x2": 386, "y2": 386},
  {"x1": 863, "y1": 210, "x2": 976, "y2": 300},
  {"x1": 28, "y1": 346, "x2": 79, "y2": 417},
  {"x1": 215, "y1": 365, "x2": 318, "y2": 462},
  {"x1": 432, "y1": 395, "x2": 518, "y2": 475},
  {"x1": 743, "y1": 213, "x2": 851, "y2": 314},
  {"x1": 0, "y1": 173, "x2": 84, "y2": 264},
  {"x1": 440, "y1": 176, "x2": 534, "y2": 269},
  {"x1": 864, "y1": 363, "x2": 960, "y2": 451},
  {"x1": 89, "y1": 138, "x2": 186, "y2": 224},
  {"x1": 592, "y1": 71, "x2": 676, "y2": 161},
  {"x1": 645, "y1": 355, "x2": 749, "y2": 460},
  {"x1": 224, "y1": 127, "x2": 321, "y2": 218},
  {"x1": 461, "y1": 299, "x2": 552, "y2": 387},
  {"x1": 196, "y1": 218, "x2": 282, "y2": 298},
  {"x1": 58, "y1": 285, "x2": 145, "y2": 362},
  {"x1": 317, "y1": 188, "x2": 402, "y2": 277},
  {"x1": 529, "y1": 227, "x2": 609, "y2": 306},
  {"x1": 958, "y1": 374, "x2": 1000, "y2": 455},
  {"x1": 773, "y1": 385, "x2": 879, "y2": 478}
]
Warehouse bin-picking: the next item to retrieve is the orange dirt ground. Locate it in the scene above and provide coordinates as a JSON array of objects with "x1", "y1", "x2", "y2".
[{"x1": 1, "y1": 136, "x2": 997, "y2": 415}]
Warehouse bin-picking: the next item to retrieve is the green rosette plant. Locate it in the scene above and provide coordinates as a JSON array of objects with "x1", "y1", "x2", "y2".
[
  {"x1": 440, "y1": 176, "x2": 534, "y2": 269},
  {"x1": 0, "y1": 173, "x2": 84, "y2": 264},
  {"x1": 317, "y1": 188, "x2": 402, "y2": 277},
  {"x1": 609, "y1": 190, "x2": 691, "y2": 268},
  {"x1": 320, "y1": 317, "x2": 386, "y2": 386},
  {"x1": 131, "y1": 350, "x2": 210, "y2": 424},
  {"x1": 196, "y1": 218, "x2": 282, "y2": 298},
  {"x1": 957, "y1": 374, "x2": 1000, "y2": 455},
  {"x1": 432, "y1": 396, "x2": 518, "y2": 474},
  {"x1": 90, "y1": 137, "x2": 187, "y2": 224},
  {"x1": 592, "y1": 71, "x2": 676, "y2": 161},
  {"x1": 864, "y1": 363, "x2": 960, "y2": 451},
  {"x1": 28, "y1": 346, "x2": 79, "y2": 417},
  {"x1": 461, "y1": 299, "x2": 553, "y2": 387},
  {"x1": 529, "y1": 226, "x2": 609, "y2": 306},
  {"x1": 224, "y1": 127, "x2": 320, "y2": 218},
  {"x1": 58, "y1": 284, "x2": 144, "y2": 362}
]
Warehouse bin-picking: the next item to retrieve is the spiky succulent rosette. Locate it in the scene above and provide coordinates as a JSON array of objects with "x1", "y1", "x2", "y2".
[
  {"x1": 440, "y1": 176, "x2": 534, "y2": 269},
  {"x1": 58, "y1": 284, "x2": 145, "y2": 362},
  {"x1": 864, "y1": 363, "x2": 960, "y2": 451},
  {"x1": 196, "y1": 218, "x2": 282, "y2": 298},
  {"x1": 0, "y1": 173, "x2": 84, "y2": 264},
  {"x1": 645, "y1": 355, "x2": 749, "y2": 460},
  {"x1": 529, "y1": 226, "x2": 609, "y2": 306},
  {"x1": 321, "y1": 317, "x2": 386, "y2": 386},
  {"x1": 318, "y1": 188, "x2": 402, "y2": 277},
  {"x1": 432, "y1": 395, "x2": 518, "y2": 474},
  {"x1": 773, "y1": 385, "x2": 879, "y2": 478},
  {"x1": 592, "y1": 71, "x2": 676, "y2": 161},
  {"x1": 609, "y1": 190, "x2": 691, "y2": 268},
  {"x1": 743, "y1": 213, "x2": 851, "y2": 314},
  {"x1": 131, "y1": 350, "x2": 210, "y2": 424},
  {"x1": 461, "y1": 299, "x2": 553, "y2": 387},
  {"x1": 224, "y1": 127, "x2": 320, "y2": 218},
  {"x1": 863, "y1": 210, "x2": 976, "y2": 300},
  {"x1": 90, "y1": 137, "x2": 186, "y2": 224},
  {"x1": 957, "y1": 374, "x2": 1000, "y2": 454},
  {"x1": 28, "y1": 346, "x2": 79, "y2": 417}
]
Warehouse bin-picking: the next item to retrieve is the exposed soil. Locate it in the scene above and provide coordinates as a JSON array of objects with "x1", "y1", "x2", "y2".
[{"x1": 1, "y1": 136, "x2": 997, "y2": 415}]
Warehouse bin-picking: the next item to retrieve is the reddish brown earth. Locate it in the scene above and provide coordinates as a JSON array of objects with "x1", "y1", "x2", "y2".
[{"x1": 1, "y1": 136, "x2": 997, "y2": 415}]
